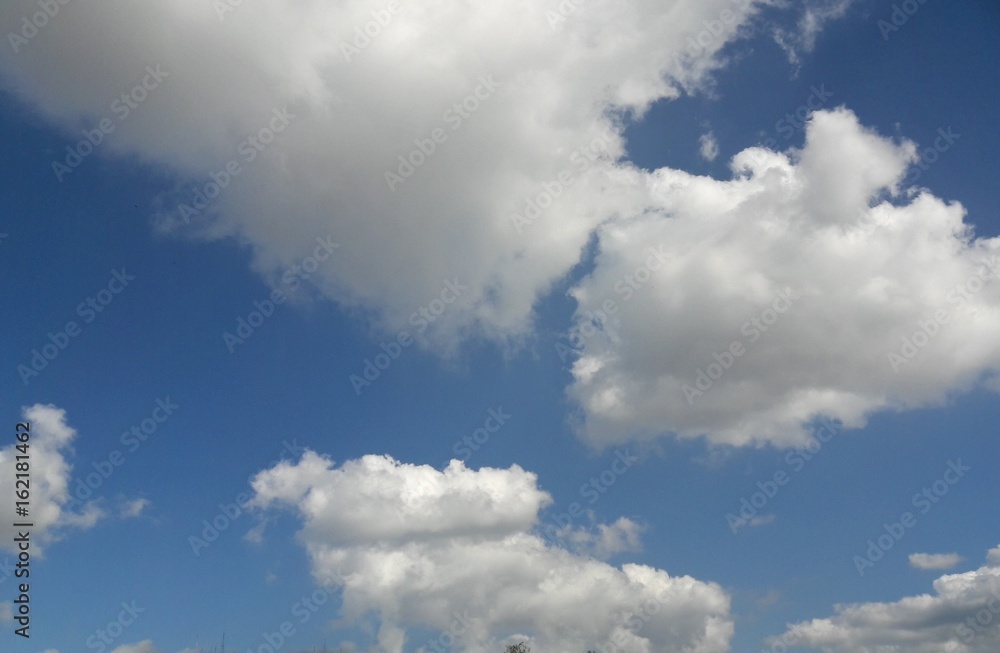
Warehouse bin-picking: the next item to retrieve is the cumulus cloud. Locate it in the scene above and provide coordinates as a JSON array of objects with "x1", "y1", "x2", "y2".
[
  {"x1": 3, "y1": 2, "x2": 994, "y2": 451},
  {"x1": 0, "y1": 0, "x2": 777, "y2": 353},
  {"x1": 0, "y1": 405, "x2": 106, "y2": 553},
  {"x1": 773, "y1": 545, "x2": 1000, "y2": 653},
  {"x1": 910, "y1": 552, "x2": 963, "y2": 571},
  {"x1": 566, "y1": 108, "x2": 1000, "y2": 448},
  {"x1": 250, "y1": 452, "x2": 732, "y2": 653}
]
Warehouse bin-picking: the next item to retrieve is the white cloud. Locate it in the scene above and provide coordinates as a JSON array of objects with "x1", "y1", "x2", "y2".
[
  {"x1": 556, "y1": 516, "x2": 646, "y2": 559},
  {"x1": 3, "y1": 3, "x2": 991, "y2": 452},
  {"x1": 910, "y1": 552, "x2": 963, "y2": 571},
  {"x1": 699, "y1": 131, "x2": 719, "y2": 161},
  {"x1": 0, "y1": 405, "x2": 107, "y2": 553},
  {"x1": 251, "y1": 452, "x2": 732, "y2": 653},
  {"x1": 773, "y1": 0, "x2": 856, "y2": 68},
  {"x1": 566, "y1": 108, "x2": 1000, "y2": 448},
  {"x1": 774, "y1": 545, "x2": 1000, "y2": 653},
  {"x1": 0, "y1": 0, "x2": 779, "y2": 354},
  {"x1": 109, "y1": 642, "x2": 161, "y2": 653},
  {"x1": 119, "y1": 498, "x2": 150, "y2": 519},
  {"x1": 0, "y1": 601, "x2": 11, "y2": 624}
]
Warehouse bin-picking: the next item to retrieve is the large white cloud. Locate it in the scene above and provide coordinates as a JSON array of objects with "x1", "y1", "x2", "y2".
[
  {"x1": 0, "y1": 0, "x2": 775, "y2": 351},
  {"x1": 0, "y1": 404, "x2": 104, "y2": 554},
  {"x1": 4, "y1": 1, "x2": 995, "y2": 450},
  {"x1": 566, "y1": 108, "x2": 1000, "y2": 448},
  {"x1": 773, "y1": 545, "x2": 1000, "y2": 653},
  {"x1": 250, "y1": 452, "x2": 733, "y2": 653}
]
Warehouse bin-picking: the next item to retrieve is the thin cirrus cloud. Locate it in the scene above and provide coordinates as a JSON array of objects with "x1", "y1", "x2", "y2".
[
  {"x1": 249, "y1": 451, "x2": 733, "y2": 653},
  {"x1": 2, "y1": 1, "x2": 998, "y2": 451}
]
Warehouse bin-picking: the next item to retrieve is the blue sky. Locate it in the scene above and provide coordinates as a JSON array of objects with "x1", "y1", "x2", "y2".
[{"x1": 2, "y1": 1, "x2": 1000, "y2": 653}]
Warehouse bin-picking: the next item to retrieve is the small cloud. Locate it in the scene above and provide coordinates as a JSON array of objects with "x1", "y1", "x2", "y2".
[
  {"x1": 729, "y1": 513, "x2": 776, "y2": 533},
  {"x1": 699, "y1": 131, "x2": 719, "y2": 161},
  {"x1": 0, "y1": 601, "x2": 12, "y2": 624},
  {"x1": 754, "y1": 589, "x2": 781, "y2": 608},
  {"x1": 120, "y1": 498, "x2": 150, "y2": 518},
  {"x1": 909, "y1": 552, "x2": 963, "y2": 570},
  {"x1": 772, "y1": 0, "x2": 855, "y2": 70},
  {"x1": 109, "y1": 641, "x2": 161, "y2": 653},
  {"x1": 265, "y1": 571, "x2": 278, "y2": 585},
  {"x1": 556, "y1": 516, "x2": 645, "y2": 559},
  {"x1": 244, "y1": 521, "x2": 267, "y2": 544}
]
